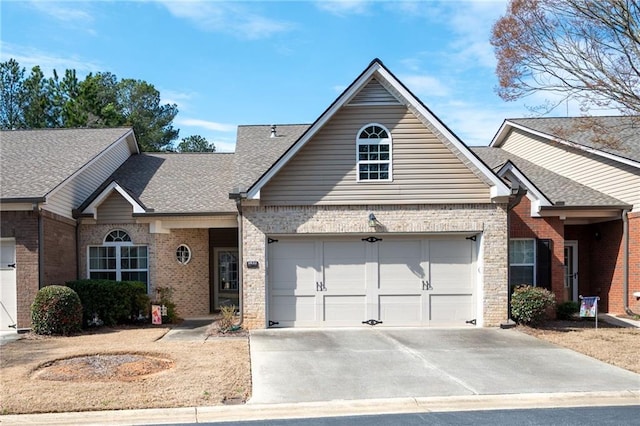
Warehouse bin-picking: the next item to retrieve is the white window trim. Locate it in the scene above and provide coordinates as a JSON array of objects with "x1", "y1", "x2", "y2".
[
  {"x1": 87, "y1": 230, "x2": 149, "y2": 288},
  {"x1": 509, "y1": 238, "x2": 536, "y2": 286},
  {"x1": 176, "y1": 244, "x2": 192, "y2": 265},
  {"x1": 356, "y1": 123, "x2": 393, "y2": 182}
]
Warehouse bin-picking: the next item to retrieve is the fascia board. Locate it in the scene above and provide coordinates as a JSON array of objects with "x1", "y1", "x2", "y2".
[
  {"x1": 497, "y1": 161, "x2": 553, "y2": 208},
  {"x1": 82, "y1": 181, "x2": 145, "y2": 219},
  {"x1": 489, "y1": 120, "x2": 510, "y2": 147},
  {"x1": 495, "y1": 121, "x2": 640, "y2": 169},
  {"x1": 247, "y1": 64, "x2": 380, "y2": 199},
  {"x1": 44, "y1": 128, "x2": 138, "y2": 202}
]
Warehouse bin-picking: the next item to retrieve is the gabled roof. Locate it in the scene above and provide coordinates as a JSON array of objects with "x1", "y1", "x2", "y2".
[
  {"x1": 0, "y1": 127, "x2": 137, "y2": 202},
  {"x1": 472, "y1": 147, "x2": 629, "y2": 208},
  {"x1": 81, "y1": 152, "x2": 237, "y2": 215},
  {"x1": 491, "y1": 116, "x2": 640, "y2": 168},
  {"x1": 246, "y1": 59, "x2": 510, "y2": 200}
]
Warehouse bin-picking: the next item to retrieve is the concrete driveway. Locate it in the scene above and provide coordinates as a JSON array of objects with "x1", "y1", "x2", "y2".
[{"x1": 249, "y1": 328, "x2": 640, "y2": 404}]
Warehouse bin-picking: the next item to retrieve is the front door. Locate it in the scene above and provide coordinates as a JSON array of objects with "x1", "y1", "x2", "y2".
[
  {"x1": 214, "y1": 248, "x2": 239, "y2": 309},
  {"x1": 564, "y1": 241, "x2": 578, "y2": 301}
]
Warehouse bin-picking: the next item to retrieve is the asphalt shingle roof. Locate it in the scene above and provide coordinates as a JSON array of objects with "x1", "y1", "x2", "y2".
[
  {"x1": 0, "y1": 127, "x2": 133, "y2": 200},
  {"x1": 234, "y1": 124, "x2": 310, "y2": 191},
  {"x1": 472, "y1": 147, "x2": 629, "y2": 208},
  {"x1": 109, "y1": 152, "x2": 237, "y2": 214},
  {"x1": 508, "y1": 116, "x2": 640, "y2": 164}
]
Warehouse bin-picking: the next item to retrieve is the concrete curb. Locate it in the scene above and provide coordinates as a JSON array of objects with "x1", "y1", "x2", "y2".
[{"x1": 3, "y1": 390, "x2": 639, "y2": 425}]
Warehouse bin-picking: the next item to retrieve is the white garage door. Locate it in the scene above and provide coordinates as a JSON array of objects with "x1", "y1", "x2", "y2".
[
  {"x1": 267, "y1": 235, "x2": 477, "y2": 327},
  {"x1": 0, "y1": 239, "x2": 18, "y2": 331}
]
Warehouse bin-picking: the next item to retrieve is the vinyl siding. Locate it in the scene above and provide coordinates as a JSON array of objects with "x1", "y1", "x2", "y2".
[
  {"x1": 501, "y1": 129, "x2": 640, "y2": 210},
  {"x1": 96, "y1": 192, "x2": 134, "y2": 224},
  {"x1": 45, "y1": 140, "x2": 133, "y2": 218},
  {"x1": 348, "y1": 78, "x2": 401, "y2": 105},
  {"x1": 260, "y1": 105, "x2": 491, "y2": 205}
]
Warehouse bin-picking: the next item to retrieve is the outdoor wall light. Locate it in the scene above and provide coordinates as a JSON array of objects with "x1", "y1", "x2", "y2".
[{"x1": 368, "y1": 213, "x2": 377, "y2": 227}]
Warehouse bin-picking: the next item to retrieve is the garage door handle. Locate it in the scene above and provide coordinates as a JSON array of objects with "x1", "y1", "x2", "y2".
[{"x1": 422, "y1": 280, "x2": 432, "y2": 290}]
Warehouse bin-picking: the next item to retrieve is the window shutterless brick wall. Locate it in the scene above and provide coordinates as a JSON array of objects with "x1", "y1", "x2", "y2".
[
  {"x1": 241, "y1": 203, "x2": 508, "y2": 329},
  {"x1": 42, "y1": 210, "x2": 77, "y2": 286}
]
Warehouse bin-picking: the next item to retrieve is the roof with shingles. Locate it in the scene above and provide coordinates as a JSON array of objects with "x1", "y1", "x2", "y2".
[
  {"x1": 234, "y1": 124, "x2": 310, "y2": 191},
  {"x1": 472, "y1": 147, "x2": 629, "y2": 208},
  {"x1": 0, "y1": 127, "x2": 133, "y2": 200},
  {"x1": 108, "y1": 152, "x2": 237, "y2": 214},
  {"x1": 506, "y1": 116, "x2": 640, "y2": 164}
]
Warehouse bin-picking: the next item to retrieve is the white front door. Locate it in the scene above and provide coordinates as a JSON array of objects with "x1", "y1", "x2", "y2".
[
  {"x1": 268, "y1": 235, "x2": 476, "y2": 327},
  {"x1": 0, "y1": 239, "x2": 18, "y2": 331}
]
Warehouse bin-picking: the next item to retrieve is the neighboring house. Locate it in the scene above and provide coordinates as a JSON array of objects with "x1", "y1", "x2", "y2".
[
  {"x1": 0, "y1": 128, "x2": 138, "y2": 330},
  {"x1": 2, "y1": 59, "x2": 522, "y2": 331},
  {"x1": 474, "y1": 116, "x2": 640, "y2": 315}
]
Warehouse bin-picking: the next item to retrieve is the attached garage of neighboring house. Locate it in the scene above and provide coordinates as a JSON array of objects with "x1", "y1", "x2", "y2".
[{"x1": 267, "y1": 235, "x2": 477, "y2": 327}]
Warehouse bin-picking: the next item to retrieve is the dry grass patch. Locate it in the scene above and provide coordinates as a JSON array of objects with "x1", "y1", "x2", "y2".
[
  {"x1": 519, "y1": 320, "x2": 640, "y2": 374},
  {"x1": 0, "y1": 326, "x2": 250, "y2": 414}
]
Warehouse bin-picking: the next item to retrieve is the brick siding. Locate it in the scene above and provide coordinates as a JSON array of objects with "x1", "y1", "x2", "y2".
[
  {"x1": 241, "y1": 203, "x2": 508, "y2": 329},
  {"x1": 78, "y1": 224, "x2": 210, "y2": 319},
  {"x1": 509, "y1": 197, "x2": 566, "y2": 302},
  {"x1": 1, "y1": 211, "x2": 39, "y2": 329}
]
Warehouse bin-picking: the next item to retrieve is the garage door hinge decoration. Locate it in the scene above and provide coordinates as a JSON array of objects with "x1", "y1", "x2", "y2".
[
  {"x1": 362, "y1": 319, "x2": 383, "y2": 326},
  {"x1": 362, "y1": 236, "x2": 382, "y2": 243},
  {"x1": 465, "y1": 235, "x2": 477, "y2": 242},
  {"x1": 466, "y1": 319, "x2": 476, "y2": 325},
  {"x1": 267, "y1": 238, "x2": 279, "y2": 244},
  {"x1": 268, "y1": 320, "x2": 279, "y2": 327}
]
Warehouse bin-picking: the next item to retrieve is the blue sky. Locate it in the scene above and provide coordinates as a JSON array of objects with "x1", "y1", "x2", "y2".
[{"x1": 2, "y1": 0, "x2": 565, "y2": 151}]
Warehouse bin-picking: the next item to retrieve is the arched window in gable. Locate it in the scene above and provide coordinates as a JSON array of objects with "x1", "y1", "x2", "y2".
[{"x1": 357, "y1": 123, "x2": 392, "y2": 181}]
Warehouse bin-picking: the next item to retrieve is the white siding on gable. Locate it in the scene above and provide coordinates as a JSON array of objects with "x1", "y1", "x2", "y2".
[
  {"x1": 260, "y1": 105, "x2": 491, "y2": 205},
  {"x1": 501, "y1": 129, "x2": 640, "y2": 210},
  {"x1": 45, "y1": 139, "x2": 133, "y2": 218},
  {"x1": 348, "y1": 78, "x2": 401, "y2": 106},
  {"x1": 96, "y1": 191, "x2": 134, "y2": 224}
]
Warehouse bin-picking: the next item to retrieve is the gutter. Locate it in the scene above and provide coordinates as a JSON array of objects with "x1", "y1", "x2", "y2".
[
  {"x1": 229, "y1": 190, "x2": 247, "y2": 328},
  {"x1": 622, "y1": 209, "x2": 638, "y2": 316}
]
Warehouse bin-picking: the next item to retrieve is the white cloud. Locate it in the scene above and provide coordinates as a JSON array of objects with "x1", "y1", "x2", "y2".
[
  {"x1": 156, "y1": 1, "x2": 294, "y2": 39},
  {"x1": 176, "y1": 118, "x2": 237, "y2": 133},
  {"x1": 0, "y1": 42, "x2": 103, "y2": 76},
  {"x1": 400, "y1": 74, "x2": 450, "y2": 98},
  {"x1": 314, "y1": 0, "x2": 370, "y2": 16},
  {"x1": 27, "y1": 0, "x2": 94, "y2": 22},
  {"x1": 161, "y1": 90, "x2": 195, "y2": 111}
]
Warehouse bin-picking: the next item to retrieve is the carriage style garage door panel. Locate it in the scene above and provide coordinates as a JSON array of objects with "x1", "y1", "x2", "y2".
[{"x1": 268, "y1": 235, "x2": 476, "y2": 327}]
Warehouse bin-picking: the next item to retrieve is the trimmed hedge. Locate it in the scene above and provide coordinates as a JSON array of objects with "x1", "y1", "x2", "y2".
[
  {"x1": 511, "y1": 285, "x2": 556, "y2": 326},
  {"x1": 66, "y1": 279, "x2": 150, "y2": 327},
  {"x1": 31, "y1": 285, "x2": 83, "y2": 335},
  {"x1": 556, "y1": 301, "x2": 580, "y2": 320}
]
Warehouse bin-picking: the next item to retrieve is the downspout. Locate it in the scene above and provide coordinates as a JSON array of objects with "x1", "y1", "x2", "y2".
[
  {"x1": 622, "y1": 209, "x2": 638, "y2": 316},
  {"x1": 229, "y1": 191, "x2": 247, "y2": 328},
  {"x1": 36, "y1": 204, "x2": 44, "y2": 289},
  {"x1": 501, "y1": 185, "x2": 527, "y2": 328}
]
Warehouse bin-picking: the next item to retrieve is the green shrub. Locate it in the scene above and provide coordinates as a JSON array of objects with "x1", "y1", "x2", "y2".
[
  {"x1": 511, "y1": 285, "x2": 556, "y2": 326},
  {"x1": 154, "y1": 286, "x2": 178, "y2": 324},
  {"x1": 556, "y1": 301, "x2": 580, "y2": 320},
  {"x1": 31, "y1": 285, "x2": 83, "y2": 335},
  {"x1": 66, "y1": 279, "x2": 149, "y2": 327}
]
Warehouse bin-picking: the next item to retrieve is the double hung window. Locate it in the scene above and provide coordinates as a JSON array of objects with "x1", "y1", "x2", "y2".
[
  {"x1": 88, "y1": 230, "x2": 148, "y2": 288},
  {"x1": 357, "y1": 124, "x2": 392, "y2": 181}
]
